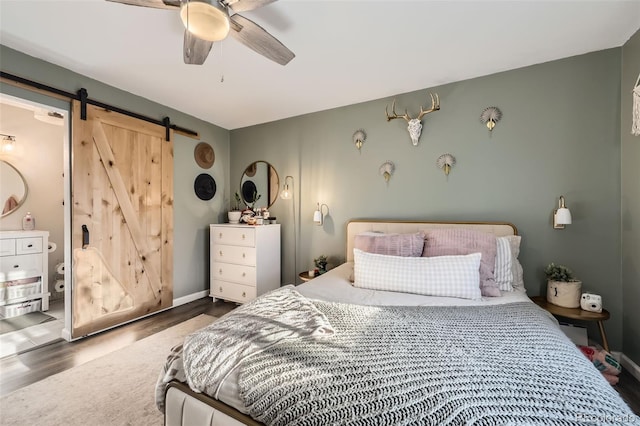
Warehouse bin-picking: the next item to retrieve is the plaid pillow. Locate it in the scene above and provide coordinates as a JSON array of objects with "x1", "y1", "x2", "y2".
[{"x1": 353, "y1": 249, "x2": 482, "y2": 300}]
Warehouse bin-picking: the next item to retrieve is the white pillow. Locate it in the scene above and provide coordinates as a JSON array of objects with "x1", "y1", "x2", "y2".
[
  {"x1": 506, "y1": 235, "x2": 524, "y2": 290},
  {"x1": 494, "y1": 237, "x2": 514, "y2": 291},
  {"x1": 353, "y1": 249, "x2": 482, "y2": 300}
]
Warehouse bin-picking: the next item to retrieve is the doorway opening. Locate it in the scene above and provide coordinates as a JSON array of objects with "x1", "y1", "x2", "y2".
[{"x1": 0, "y1": 93, "x2": 71, "y2": 357}]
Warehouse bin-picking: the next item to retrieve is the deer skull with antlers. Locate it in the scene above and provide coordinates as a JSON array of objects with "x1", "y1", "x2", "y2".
[{"x1": 385, "y1": 93, "x2": 440, "y2": 146}]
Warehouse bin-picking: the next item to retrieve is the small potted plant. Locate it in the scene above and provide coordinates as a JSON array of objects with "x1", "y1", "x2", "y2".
[
  {"x1": 247, "y1": 190, "x2": 262, "y2": 210},
  {"x1": 544, "y1": 263, "x2": 582, "y2": 308},
  {"x1": 314, "y1": 255, "x2": 328, "y2": 275},
  {"x1": 228, "y1": 192, "x2": 243, "y2": 224}
]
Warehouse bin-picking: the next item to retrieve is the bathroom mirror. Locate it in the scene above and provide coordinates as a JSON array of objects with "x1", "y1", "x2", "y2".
[
  {"x1": 0, "y1": 160, "x2": 28, "y2": 217},
  {"x1": 240, "y1": 161, "x2": 279, "y2": 209}
]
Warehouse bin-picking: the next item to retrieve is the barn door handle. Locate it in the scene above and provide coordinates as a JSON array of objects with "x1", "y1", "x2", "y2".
[{"x1": 82, "y1": 225, "x2": 90, "y2": 249}]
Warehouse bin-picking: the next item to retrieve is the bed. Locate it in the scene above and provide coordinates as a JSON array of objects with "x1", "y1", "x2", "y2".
[{"x1": 157, "y1": 220, "x2": 639, "y2": 426}]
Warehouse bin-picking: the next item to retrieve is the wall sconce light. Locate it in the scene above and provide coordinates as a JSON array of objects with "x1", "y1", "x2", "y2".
[
  {"x1": 280, "y1": 175, "x2": 293, "y2": 200},
  {"x1": 313, "y1": 203, "x2": 329, "y2": 226},
  {"x1": 553, "y1": 195, "x2": 572, "y2": 229},
  {"x1": 1, "y1": 134, "x2": 16, "y2": 153}
]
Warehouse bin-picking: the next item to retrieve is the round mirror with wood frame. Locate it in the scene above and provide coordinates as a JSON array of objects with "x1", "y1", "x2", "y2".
[
  {"x1": 240, "y1": 161, "x2": 279, "y2": 209},
  {"x1": 0, "y1": 160, "x2": 28, "y2": 217}
]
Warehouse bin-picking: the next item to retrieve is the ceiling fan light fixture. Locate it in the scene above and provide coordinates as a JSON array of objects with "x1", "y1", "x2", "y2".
[{"x1": 180, "y1": 0, "x2": 230, "y2": 42}]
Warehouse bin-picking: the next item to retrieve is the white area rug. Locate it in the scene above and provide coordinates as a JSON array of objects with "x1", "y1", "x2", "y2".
[{"x1": 0, "y1": 314, "x2": 216, "y2": 426}]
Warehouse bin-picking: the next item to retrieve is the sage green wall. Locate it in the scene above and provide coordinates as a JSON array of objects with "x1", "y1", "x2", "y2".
[
  {"x1": 0, "y1": 45, "x2": 231, "y2": 299},
  {"x1": 621, "y1": 29, "x2": 640, "y2": 367},
  {"x1": 231, "y1": 49, "x2": 624, "y2": 350}
]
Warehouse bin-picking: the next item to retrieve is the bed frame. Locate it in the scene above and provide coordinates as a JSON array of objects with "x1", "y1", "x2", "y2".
[{"x1": 164, "y1": 220, "x2": 518, "y2": 426}]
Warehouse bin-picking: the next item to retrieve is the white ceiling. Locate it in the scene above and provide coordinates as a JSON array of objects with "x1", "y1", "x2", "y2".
[{"x1": 1, "y1": 0, "x2": 639, "y2": 130}]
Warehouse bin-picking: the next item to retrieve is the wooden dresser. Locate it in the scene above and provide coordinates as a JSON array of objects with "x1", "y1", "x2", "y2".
[
  {"x1": 0, "y1": 230, "x2": 50, "y2": 317},
  {"x1": 209, "y1": 224, "x2": 281, "y2": 304}
]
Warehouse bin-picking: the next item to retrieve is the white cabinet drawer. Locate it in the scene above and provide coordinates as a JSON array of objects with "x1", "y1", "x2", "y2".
[
  {"x1": 209, "y1": 224, "x2": 280, "y2": 304},
  {"x1": 0, "y1": 254, "x2": 43, "y2": 281},
  {"x1": 210, "y1": 281, "x2": 256, "y2": 303},
  {"x1": 211, "y1": 227, "x2": 255, "y2": 247},
  {"x1": 212, "y1": 245, "x2": 256, "y2": 266},
  {"x1": 16, "y1": 237, "x2": 43, "y2": 254},
  {"x1": 0, "y1": 239, "x2": 15, "y2": 257},
  {"x1": 211, "y1": 261, "x2": 256, "y2": 286}
]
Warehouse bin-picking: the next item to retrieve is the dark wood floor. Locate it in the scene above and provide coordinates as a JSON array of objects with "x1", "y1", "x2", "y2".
[
  {"x1": 1, "y1": 297, "x2": 638, "y2": 416},
  {"x1": 0, "y1": 297, "x2": 235, "y2": 398}
]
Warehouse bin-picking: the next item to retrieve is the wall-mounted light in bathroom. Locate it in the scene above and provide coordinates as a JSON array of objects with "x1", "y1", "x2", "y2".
[
  {"x1": 313, "y1": 203, "x2": 329, "y2": 226},
  {"x1": 1, "y1": 134, "x2": 16, "y2": 153}
]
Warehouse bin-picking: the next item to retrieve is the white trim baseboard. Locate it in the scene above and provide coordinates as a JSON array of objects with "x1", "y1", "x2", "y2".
[
  {"x1": 173, "y1": 290, "x2": 209, "y2": 307},
  {"x1": 621, "y1": 353, "x2": 640, "y2": 382}
]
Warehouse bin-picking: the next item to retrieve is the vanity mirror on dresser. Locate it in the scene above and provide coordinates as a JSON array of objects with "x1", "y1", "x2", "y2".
[
  {"x1": 0, "y1": 230, "x2": 50, "y2": 317},
  {"x1": 209, "y1": 224, "x2": 281, "y2": 304}
]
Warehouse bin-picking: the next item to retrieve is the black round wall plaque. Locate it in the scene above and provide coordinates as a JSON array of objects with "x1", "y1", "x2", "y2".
[
  {"x1": 194, "y1": 173, "x2": 216, "y2": 201},
  {"x1": 241, "y1": 180, "x2": 257, "y2": 203}
]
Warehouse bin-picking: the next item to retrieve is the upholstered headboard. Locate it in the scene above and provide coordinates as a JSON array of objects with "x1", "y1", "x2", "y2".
[{"x1": 346, "y1": 220, "x2": 518, "y2": 263}]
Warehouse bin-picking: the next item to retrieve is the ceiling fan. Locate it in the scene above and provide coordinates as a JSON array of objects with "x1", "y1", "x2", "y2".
[{"x1": 106, "y1": 0, "x2": 295, "y2": 66}]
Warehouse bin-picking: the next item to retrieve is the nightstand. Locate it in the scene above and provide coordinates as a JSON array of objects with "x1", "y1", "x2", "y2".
[
  {"x1": 298, "y1": 271, "x2": 315, "y2": 282},
  {"x1": 531, "y1": 296, "x2": 610, "y2": 352}
]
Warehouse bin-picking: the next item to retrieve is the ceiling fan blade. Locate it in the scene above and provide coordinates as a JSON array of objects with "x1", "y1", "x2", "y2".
[
  {"x1": 229, "y1": 14, "x2": 294, "y2": 65},
  {"x1": 226, "y1": 0, "x2": 277, "y2": 13},
  {"x1": 105, "y1": 0, "x2": 180, "y2": 9},
  {"x1": 183, "y1": 30, "x2": 214, "y2": 65}
]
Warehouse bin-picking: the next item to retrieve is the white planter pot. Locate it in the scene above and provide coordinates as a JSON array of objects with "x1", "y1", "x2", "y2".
[
  {"x1": 227, "y1": 211, "x2": 242, "y2": 224},
  {"x1": 547, "y1": 280, "x2": 582, "y2": 308}
]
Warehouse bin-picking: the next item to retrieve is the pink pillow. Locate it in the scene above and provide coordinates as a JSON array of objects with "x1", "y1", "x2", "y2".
[
  {"x1": 421, "y1": 228, "x2": 500, "y2": 297},
  {"x1": 354, "y1": 232, "x2": 425, "y2": 257}
]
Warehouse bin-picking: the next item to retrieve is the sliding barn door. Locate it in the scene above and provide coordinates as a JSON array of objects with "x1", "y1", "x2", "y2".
[{"x1": 71, "y1": 101, "x2": 173, "y2": 338}]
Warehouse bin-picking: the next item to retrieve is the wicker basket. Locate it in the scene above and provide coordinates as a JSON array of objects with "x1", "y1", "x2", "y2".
[
  {"x1": 0, "y1": 280, "x2": 41, "y2": 302},
  {"x1": 547, "y1": 280, "x2": 582, "y2": 308},
  {"x1": 0, "y1": 299, "x2": 42, "y2": 318}
]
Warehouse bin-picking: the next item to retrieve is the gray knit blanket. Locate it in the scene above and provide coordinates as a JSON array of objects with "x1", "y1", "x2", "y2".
[
  {"x1": 182, "y1": 286, "x2": 334, "y2": 400},
  {"x1": 237, "y1": 300, "x2": 639, "y2": 426}
]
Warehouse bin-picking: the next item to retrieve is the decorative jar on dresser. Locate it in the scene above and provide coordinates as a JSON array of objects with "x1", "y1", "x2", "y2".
[
  {"x1": 0, "y1": 230, "x2": 50, "y2": 317},
  {"x1": 209, "y1": 224, "x2": 281, "y2": 304}
]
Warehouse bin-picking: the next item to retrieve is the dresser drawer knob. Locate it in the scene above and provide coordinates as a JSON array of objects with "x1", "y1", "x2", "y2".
[
  {"x1": 242, "y1": 272, "x2": 246, "y2": 277},
  {"x1": 219, "y1": 286, "x2": 223, "y2": 292},
  {"x1": 242, "y1": 253, "x2": 246, "y2": 258},
  {"x1": 219, "y1": 269, "x2": 223, "y2": 275},
  {"x1": 242, "y1": 234, "x2": 245, "y2": 240},
  {"x1": 242, "y1": 291, "x2": 246, "y2": 298},
  {"x1": 27, "y1": 244, "x2": 33, "y2": 248},
  {"x1": 13, "y1": 264, "x2": 19, "y2": 268},
  {"x1": 219, "y1": 250, "x2": 223, "y2": 256},
  {"x1": 219, "y1": 232, "x2": 223, "y2": 239}
]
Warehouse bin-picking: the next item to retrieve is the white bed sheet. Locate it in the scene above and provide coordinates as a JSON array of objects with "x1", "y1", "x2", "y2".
[{"x1": 216, "y1": 262, "x2": 533, "y2": 413}]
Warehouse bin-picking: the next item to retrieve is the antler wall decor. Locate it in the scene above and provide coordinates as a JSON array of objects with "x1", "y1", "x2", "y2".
[{"x1": 385, "y1": 93, "x2": 440, "y2": 146}]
